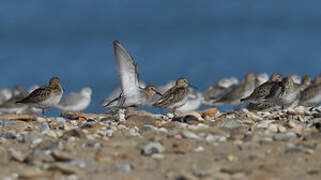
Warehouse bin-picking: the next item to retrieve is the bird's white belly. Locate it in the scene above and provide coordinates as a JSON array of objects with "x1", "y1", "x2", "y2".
[{"x1": 40, "y1": 94, "x2": 62, "y2": 108}]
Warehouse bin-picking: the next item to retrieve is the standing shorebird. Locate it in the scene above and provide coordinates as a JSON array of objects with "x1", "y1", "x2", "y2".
[
  {"x1": 0, "y1": 88, "x2": 12, "y2": 105},
  {"x1": 202, "y1": 77, "x2": 238, "y2": 106},
  {"x1": 154, "y1": 80, "x2": 202, "y2": 112},
  {"x1": 212, "y1": 73, "x2": 257, "y2": 107},
  {"x1": 256, "y1": 73, "x2": 269, "y2": 87},
  {"x1": 300, "y1": 81, "x2": 321, "y2": 106},
  {"x1": 56, "y1": 87, "x2": 92, "y2": 112},
  {"x1": 16, "y1": 77, "x2": 63, "y2": 115},
  {"x1": 103, "y1": 40, "x2": 161, "y2": 109},
  {"x1": 153, "y1": 77, "x2": 193, "y2": 113},
  {"x1": 241, "y1": 73, "x2": 283, "y2": 104},
  {"x1": 274, "y1": 77, "x2": 301, "y2": 108}
]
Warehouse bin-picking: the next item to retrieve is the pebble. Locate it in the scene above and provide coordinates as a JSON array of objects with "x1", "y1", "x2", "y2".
[
  {"x1": 221, "y1": 120, "x2": 243, "y2": 130},
  {"x1": 0, "y1": 131, "x2": 16, "y2": 139},
  {"x1": 181, "y1": 130, "x2": 200, "y2": 140},
  {"x1": 141, "y1": 142, "x2": 165, "y2": 156},
  {"x1": 52, "y1": 150, "x2": 74, "y2": 161},
  {"x1": 139, "y1": 125, "x2": 157, "y2": 135},
  {"x1": 115, "y1": 163, "x2": 135, "y2": 172},
  {"x1": 63, "y1": 129, "x2": 87, "y2": 139},
  {"x1": 273, "y1": 132, "x2": 297, "y2": 141},
  {"x1": 8, "y1": 148, "x2": 28, "y2": 162},
  {"x1": 0, "y1": 120, "x2": 15, "y2": 126}
]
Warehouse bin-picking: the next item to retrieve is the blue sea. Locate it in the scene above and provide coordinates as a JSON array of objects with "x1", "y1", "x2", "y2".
[{"x1": 1, "y1": 0, "x2": 321, "y2": 115}]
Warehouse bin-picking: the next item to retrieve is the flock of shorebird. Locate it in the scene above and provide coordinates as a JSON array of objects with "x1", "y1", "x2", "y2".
[{"x1": 0, "y1": 40, "x2": 321, "y2": 116}]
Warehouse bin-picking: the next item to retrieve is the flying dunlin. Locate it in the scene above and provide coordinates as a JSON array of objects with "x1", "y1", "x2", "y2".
[
  {"x1": 56, "y1": 87, "x2": 92, "y2": 112},
  {"x1": 16, "y1": 77, "x2": 63, "y2": 115},
  {"x1": 103, "y1": 40, "x2": 161, "y2": 109}
]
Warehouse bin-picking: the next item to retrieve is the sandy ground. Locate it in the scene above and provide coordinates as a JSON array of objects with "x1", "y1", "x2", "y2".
[{"x1": 0, "y1": 107, "x2": 321, "y2": 180}]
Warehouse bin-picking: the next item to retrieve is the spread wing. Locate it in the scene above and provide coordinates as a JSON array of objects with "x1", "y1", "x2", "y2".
[
  {"x1": 113, "y1": 40, "x2": 140, "y2": 97},
  {"x1": 17, "y1": 87, "x2": 51, "y2": 104}
]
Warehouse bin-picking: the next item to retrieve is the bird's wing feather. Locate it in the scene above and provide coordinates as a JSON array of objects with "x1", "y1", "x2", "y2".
[
  {"x1": 17, "y1": 87, "x2": 51, "y2": 103},
  {"x1": 113, "y1": 41, "x2": 140, "y2": 97}
]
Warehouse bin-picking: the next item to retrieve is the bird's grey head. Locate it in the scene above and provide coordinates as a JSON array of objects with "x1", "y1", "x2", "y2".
[
  {"x1": 0, "y1": 88, "x2": 12, "y2": 100},
  {"x1": 49, "y1": 77, "x2": 61, "y2": 86},
  {"x1": 280, "y1": 77, "x2": 294, "y2": 89},
  {"x1": 245, "y1": 73, "x2": 257, "y2": 82},
  {"x1": 271, "y1": 73, "x2": 283, "y2": 82},
  {"x1": 218, "y1": 78, "x2": 231, "y2": 88},
  {"x1": 301, "y1": 76, "x2": 311, "y2": 87},
  {"x1": 13, "y1": 85, "x2": 24, "y2": 96},
  {"x1": 314, "y1": 76, "x2": 321, "y2": 85},
  {"x1": 81, "y1": 87, "x2": 92, "y2": 97},
  {"x1": 290, "y1": 74, "x2": 302, "y2": 84},
  {"x1": 144, "y1": 85, "x2": 161, "y2": 96},
  {"x1": 176, "y1": 77, "x2": 189, "y2": 88},
  {"x1": 257, "y1": 73, "x2": 269, "y2": 85}
]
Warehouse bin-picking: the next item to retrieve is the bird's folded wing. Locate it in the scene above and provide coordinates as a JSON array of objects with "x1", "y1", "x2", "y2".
[
  {"x1": 113, "y1": 40, "x2": 140, "y2": 97},
  {"x1": 17, "y1": 87, "x2": 51, "y2": 103}
]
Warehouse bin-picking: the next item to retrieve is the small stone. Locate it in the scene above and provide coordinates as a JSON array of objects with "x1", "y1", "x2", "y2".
[
  {"x1": 0, "y1": 120, "x2": 15, "y2": 126},
  {"x1": 19, "y1": 169, "x2": 52, "y2": 179},
  {"x1": 193, "y1": 169, "x2": 211, "y2": 178},
  {"x1": 167, "y1": 113, "x2": 175, "y2": 119},
  {"x1": 115, "y1": 163, "x2": 135, "y2": 172},
  {"x1": 221, "y1": 120, "x2": 243, "y2": 130},
  {"x1": 273, "y1": 132, "x2": 296, "y2": 141},
  {"x1": 9, "y1": 148, "x2": 28, "y2": 162},
  {"x1": 52, "y1": 150, "x2": 73, "y2": 161},
  {"x1": 0, "y1": 131, "x2": 16, "y2": 139},
  {"x1": 201, "y1": 108, "x2": 217, "y2": 119},
  {"x1": 268, "y1": 124, "x2": 278, "y2": 133},
  {"x1": 141, "y1": 142, "x2": 165, "y2": 156},
  {"x1": 106, "y1": 129, "x2": 114, "y2": 137},
  {"x1": 194, "y1": 146, "x2": 204, "y2": 152},
  {"x1": 63, "y1": 129, "x2": 86, "y2": 139},
  {"x1": 277, "y1": 125, "x2": 287, "y2": 133},
  {"x1": 139, "y1": 125, "x2": 157, "y2": 135},
  {"x1": 284, "y1": 143, "x2": 302, "y2": 153},
  {"x1": 181, "y1": 130, "x2": 200, "y2": 140},
  {"x1": 49, "y1": 163, "x2": 80, "y2": 174}
]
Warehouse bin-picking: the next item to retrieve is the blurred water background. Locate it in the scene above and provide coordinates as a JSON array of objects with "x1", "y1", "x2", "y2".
[{"x1": 1, "y1": 0, "x2": 321, "y2": 115}]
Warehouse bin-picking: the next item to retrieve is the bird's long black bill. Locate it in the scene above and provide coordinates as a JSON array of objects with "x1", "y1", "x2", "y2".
[{"x1": 156, "y1": 91, "x2": 163, "y2": 96}]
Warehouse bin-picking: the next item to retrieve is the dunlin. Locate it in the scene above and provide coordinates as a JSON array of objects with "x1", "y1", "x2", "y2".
[
  {"x1": 101, "y1": 81, "x2": 146, "y2": 107},
  {"x1": 213, "y1": 73, "x2": 257, "y2": 107},
  {"x1": 313, "y1": 76, "x2": 321, "y2": 85},
  {"x1": 103, "y1": 41, "x2": 161, "y2": 109},
  {"x1": 256, "y1": 73, "x2": 269, "y2": 87},
  {"x1": 0, "y1": 86, "x2": 30, "y2": 114},
  {"x1": 202, "y1": 77, "x2": 238, "y2": 106},
  {"x1": 0, "y1": 88, "x2": 12, "y2": 105},
  {"x1": 241, "y1": 73, "x2": 283, "y2": 104},
  {"x1": 56, "y1": 87, "x2": 92, "y2": 112},
  {"x1": 290, "y1": 74, "x2": 302, "y2": 85},
  {"x1": 154, "y1": 80, "x2": 202, "y2": 112},
  {"x1": 153, "y1": 77, "x2": 192, "y2": 113},
  {"x1": 275, "y1": 77, "x2": 301, "y2": 108},
  {"x1": 300, "y1": 81, "x2": 321, "y2": 106},
  {"x1": 16, "y1": 77, "x2": 63, "y2": 115}
]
